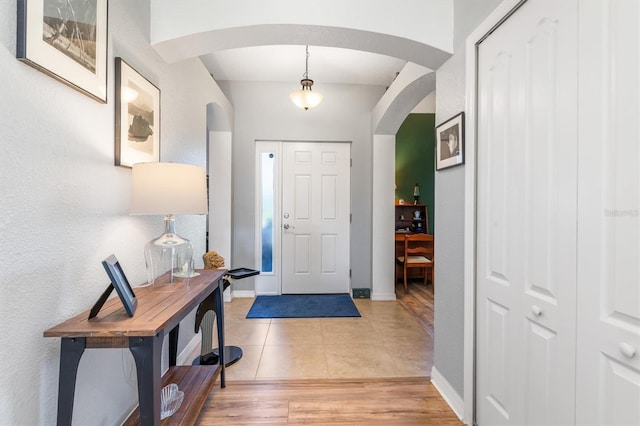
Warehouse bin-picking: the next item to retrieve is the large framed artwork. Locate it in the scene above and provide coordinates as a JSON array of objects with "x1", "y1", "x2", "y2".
[
  {"x1": 17, "y1": 0, "x2": 108, "y2": 103},
  {"x1": 114, "y1": 57, "x2": 160, "y2": 168},
  {"x1": 436, "y1": 112, "x2": 465, "y2": 171}
]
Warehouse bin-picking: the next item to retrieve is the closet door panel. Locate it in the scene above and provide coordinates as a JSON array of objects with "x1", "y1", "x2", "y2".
[
  {"x1": 476, "y1": 0, "x2": 578, "y2": 424},
  {"x1": 576, "y1": 1, "x2": 640, "y2": 424}
]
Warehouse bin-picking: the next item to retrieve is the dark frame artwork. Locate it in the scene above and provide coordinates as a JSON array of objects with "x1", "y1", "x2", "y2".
[
  {"x1": 436, "y1": 112, "x2": 465, "y2": 171},
  {"x1": 17, "y1": 0, "x2": 109, "y2": 103},
  {"x1": 100, "y1": 254, "x2": 137, "y2": 317},
  {"x1": 114, "y1": 57, "x2": 160, "y2": 167}
]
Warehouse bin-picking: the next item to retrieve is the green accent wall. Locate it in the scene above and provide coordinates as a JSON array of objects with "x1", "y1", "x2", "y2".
[{"x1": 396, "y1": 113, "x2": 435, "y2": 235}]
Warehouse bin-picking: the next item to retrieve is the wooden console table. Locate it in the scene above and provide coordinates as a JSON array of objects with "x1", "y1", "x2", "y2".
[{"x1": 44, "y1": 269, "x2": 227, "y2": 425}]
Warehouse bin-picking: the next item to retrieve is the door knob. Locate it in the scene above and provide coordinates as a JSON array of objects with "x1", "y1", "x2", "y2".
[
  {"x1": 283, "y1": 224, "x2": 290, "y2": 229},
  {"x1": 531, "y1": 305, "x2": 542, "y2": 316},
  {"x1": 619, "y1": 342, "x2": 637, "y2": 359}
]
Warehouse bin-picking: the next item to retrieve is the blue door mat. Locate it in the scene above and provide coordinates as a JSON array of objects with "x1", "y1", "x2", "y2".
[{"x1": 246, "y1": 294, "x2": 361, "y2": 318}]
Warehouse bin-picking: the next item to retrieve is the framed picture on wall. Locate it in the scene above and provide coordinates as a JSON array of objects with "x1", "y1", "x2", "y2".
[
  {"x1": 16, "y1": 0, "x2": 108, "y2": 103},
  {"x1": 436, "y1": 112, "x2": 465, "y2": 171},
  {"x1": 114, "y1": 57, "x2": 160, "y2": 168}
]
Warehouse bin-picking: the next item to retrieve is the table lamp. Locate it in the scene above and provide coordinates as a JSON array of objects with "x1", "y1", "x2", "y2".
[{"x1": 130, "y1": 162, "x2": 208, "y2": 289}]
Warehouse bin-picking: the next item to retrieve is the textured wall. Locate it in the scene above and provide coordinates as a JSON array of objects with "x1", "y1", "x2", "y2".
[
  {"x1": 0, "y1": 1, "x2": 225, "y2": 424},
  {"x1": 432, "y1": 0, "x2": 504, "y2": 402},
  {"x1": 454, "y1": 0, "x2": 504, "y2": 50},
  {"x1": 434, "y1": 47, "x2": 467, "y2": 397}
]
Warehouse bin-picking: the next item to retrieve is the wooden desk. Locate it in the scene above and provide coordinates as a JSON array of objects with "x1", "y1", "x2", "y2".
[
  {"x1": 395, "y1": 232, "x2": 425, "y2": 241},
  {"x1": 44, "y1": 269, "x2": 227, "y2": 426}
]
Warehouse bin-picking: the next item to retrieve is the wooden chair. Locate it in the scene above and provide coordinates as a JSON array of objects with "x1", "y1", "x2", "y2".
[{"x1": 396, "y1": 233, "x2": 434, "y2": 293}]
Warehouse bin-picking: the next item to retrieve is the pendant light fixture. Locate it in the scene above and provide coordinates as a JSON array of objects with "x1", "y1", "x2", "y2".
[{"x1": 290, "y1": 45, "x2": 323, "y2": 110}]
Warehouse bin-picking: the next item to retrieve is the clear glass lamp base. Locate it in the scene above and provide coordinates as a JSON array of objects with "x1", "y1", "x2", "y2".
[
  {"x1": 172, "y1": 270, "x2": 200, "y2": 278},
  {"x1": 144, "y1": 215, "x2": 196, "y2": 290}
]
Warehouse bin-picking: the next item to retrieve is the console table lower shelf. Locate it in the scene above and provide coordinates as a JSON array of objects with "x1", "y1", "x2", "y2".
[{"x1": 123, "y1": 365, "x2": 220, "y2": 425}]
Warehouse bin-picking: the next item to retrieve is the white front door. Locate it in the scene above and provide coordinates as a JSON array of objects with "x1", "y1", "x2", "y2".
[
  {"x1": 281, "y1": 142, "x2": 351, "y2": 294},
  {"x1": 476, "y1": 0, "x2": 579, "y2": 424}
]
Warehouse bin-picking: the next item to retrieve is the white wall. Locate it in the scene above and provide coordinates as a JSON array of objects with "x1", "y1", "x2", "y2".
[
  {"x1": 152, "y1": 0, "x2": 453, "y2": 51},
  {"x1": 411, "y1": 91, "x2": 437, "y2": 113},
  {"x1": 371, "y1": 134, "x2": 397, "y2": 300},
  {"x1": 454, "y1": 0, "x2": 504, "y2": 50},
  {"x1": 218, "y1": 80, "x2": 383, "y2": 293},
  {"x1": 434, "y1": 46, "x2": 467, "y2": 397},
  {"x1": 150, "y1": 0, "x2": 454, "y2": 68},
  {"x1": 0, "y1": 1, "x2": 228, "y2": 424},
  {"x1": 432, "y1": 0, "x2": 503, "y2": 408},
  {"x1": 208, "y1": 131, "x2": 233, "y2": 265}
]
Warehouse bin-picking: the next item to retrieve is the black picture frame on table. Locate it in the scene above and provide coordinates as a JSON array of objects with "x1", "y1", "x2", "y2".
[
  {"x1": 93, "y1": 254, "x2": 137, "y2": 318},
  {"x1": 114, "y1": 57, "x2": 160, "y2": 168},
  {"x1": 436, "y1": 112, "x2": 465, "y2": 171},
  {"x1": 16, "y1": 0, "x2": 109, "y2": 103}
]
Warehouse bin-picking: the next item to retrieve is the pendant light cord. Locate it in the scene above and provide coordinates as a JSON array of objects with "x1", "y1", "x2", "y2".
[{"x1": 303, "y1": 45, "x2": 310, "y2": 80}]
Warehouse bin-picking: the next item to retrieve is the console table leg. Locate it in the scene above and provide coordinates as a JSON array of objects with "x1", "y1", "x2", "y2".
[
  {"x1": 129, "y1": 334, "x2": 163, "y2": 426},
  {"x1": 214, "y1": 285, "x2": 226, "y2": 388},
  {"x1": 57, "y1": 337, "x2": 85, "y2": 426},
  {"x1": 169, "y1": 324, "x2": 179, "y2": 367}
]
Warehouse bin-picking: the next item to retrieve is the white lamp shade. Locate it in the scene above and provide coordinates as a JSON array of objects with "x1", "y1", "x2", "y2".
[
  {"x1": 290, "y1": 89, "x2": 323, "y2": 110},
  {"x1": 130, "y1": 162, "x2": 208, "y2": 215}
]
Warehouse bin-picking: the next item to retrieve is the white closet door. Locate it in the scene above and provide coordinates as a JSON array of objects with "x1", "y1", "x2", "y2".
[
  {"x1": 576, "y1": 1, "x2": 640, "y2": 425},
  {"x1": 475, "y1": 0, "x2": 578, "y2": 424}
]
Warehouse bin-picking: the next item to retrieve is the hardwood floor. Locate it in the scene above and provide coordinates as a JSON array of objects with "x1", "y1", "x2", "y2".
[
  {"x1": 395, "y1": 279, "x2": 435, "y2": 337},
  {"x1": 197, "y1": 378, "x2": 462, "y2": 425},
  {"x1": 195, "y1": 280, "x2": 461, "y2": 425}
]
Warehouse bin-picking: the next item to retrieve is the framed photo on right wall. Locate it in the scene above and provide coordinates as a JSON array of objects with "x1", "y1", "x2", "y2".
[{"x1": 436, "y1": 112, "x2": 465, "y2": 171}]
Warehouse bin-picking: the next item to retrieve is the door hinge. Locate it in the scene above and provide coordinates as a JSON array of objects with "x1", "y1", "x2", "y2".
[
  {"x1": 350, "y1": 213, "x2": 352, "y2": 223},
  {"x1": 350, "y1": 158, "x2": 352, "y2": 167},
  {"x1": 349, "y1": 269, "x2": 352, "y2": 278}
]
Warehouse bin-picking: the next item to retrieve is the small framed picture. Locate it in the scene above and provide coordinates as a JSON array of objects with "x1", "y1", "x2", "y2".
[
  {"x1": 17, "y1": 0, "x2": 108, "y2": 103},
  {"x1": 115, "y1": 57, "x2": 160, "y2": 168},
  {"x1": 436, "y1": 112, "x2": 465, "y2": 171},
  {"x1": 101, "y1": 255, "x2": 137, "y2": 317}
]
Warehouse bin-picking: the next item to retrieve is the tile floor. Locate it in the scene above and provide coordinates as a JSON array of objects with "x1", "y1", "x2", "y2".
[{"x1": 198, "y1": 297, "x2": 433, "y2": 381}]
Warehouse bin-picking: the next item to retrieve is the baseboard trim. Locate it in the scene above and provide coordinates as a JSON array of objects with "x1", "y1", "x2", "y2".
[
  {"x1": 224, "y1": 286, "x2": 233, "y2": 302},
  {"x1": 232, "y1": 290, "x2": 256, "y2": 298},
  {"x1": 371, "y1": 292, "x2": 396, "y2": 301},
  {"x1": 431, "y1": 366, "x2": 465, "y2": 422},
  {"x1": 177, "y1": 334, "x2": 201, "y2": 365}
]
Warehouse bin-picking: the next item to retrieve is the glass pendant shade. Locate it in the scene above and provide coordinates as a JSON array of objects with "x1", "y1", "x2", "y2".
[
  {"x1": 290, "y1": 87, "x2": 323, "y2": 110},
  {"x1": 290, "y1": 46, "x2": 323, "y2": 110},
  {"x1": 130, "y1": 162, "x2": 208, "y2": 289},
  {"x1": 290, "y1": 78, "x2": 323, "y2": 110}
]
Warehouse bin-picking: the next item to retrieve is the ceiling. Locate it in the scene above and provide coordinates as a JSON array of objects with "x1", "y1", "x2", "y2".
[{"x1": 199, "y1": 45, "x2": 409, "y2": 88}]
